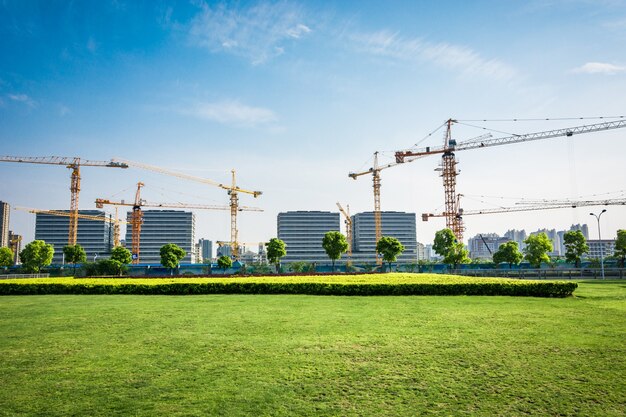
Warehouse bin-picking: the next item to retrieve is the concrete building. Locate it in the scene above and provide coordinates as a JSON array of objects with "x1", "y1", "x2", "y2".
[
  {"x1": 416, "y1": 242, "x2": 426, "y2": 261},
  {"x1": 504, "y1": 229, "x2": 527, "y2": 252},
  {"x1": 0, "y1": 201, "x2": 9, "y2": 248},
  {"x1": 216, "y1": 244, "x2": 233, "y2": 258},
  {"x1": 351, "y1": 211, "x2": 418, "y2": 263},
  {"x1": 125, "y1": 210, "x2": 195, "y2": 264},
  {"x1": 8, "y1": 231, "x2": 22, "y2": 264},
  {"x1": 468, "y1": 233, "x2": 510, "y2": 260},
  {"x1": 35, "y1": 210, "x2": 113, "y2": 264},
  {"x1": 198, "y1": 238, "x2": 213, "y2": 262},
  {"x1": 586, "y1": 240, "x2": 615, "y2": 259},
  {"x1": 278, "y1": 211, "x2": 340, "y2": 264}
]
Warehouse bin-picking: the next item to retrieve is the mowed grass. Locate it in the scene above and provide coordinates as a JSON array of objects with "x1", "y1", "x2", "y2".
[{"x1": 1, "y1": 281, "x2": 625, "y2": 416}]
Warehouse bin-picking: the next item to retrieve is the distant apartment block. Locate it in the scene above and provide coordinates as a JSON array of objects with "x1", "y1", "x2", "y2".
[
  {"x1": 8, "y1": 231, "x2": 22, "y2": 264},
  {"x1": 198, "y1": 238, "x2": 213, "y2": 262},
  {"x1": 586, "y1": 240, "x2": 615, "y2": 259},
  {"x1": 468, "y1": 233, "x2": 510, "y2": 259},
  {"x1": 277, "y1": 211, "x2": 340, "y2": 264},
  {"x1": 0, "y1": 201, "x2": 9, "y2": 247},
  {"x1": 125, "y1": 210, "x2": 195, "y2": 264},
  {"x1": 351, "y1": 211, "x2": 417, "y2": 263},
  {"x1": 35, "y1": 210, "x2": 113, "y2": 264}
]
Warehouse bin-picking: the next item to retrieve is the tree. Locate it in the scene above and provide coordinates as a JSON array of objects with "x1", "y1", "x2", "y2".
[
  {"x1": 265, "y1": 238, "x2": 286, "y2": 273},
  {"x1": 615, "y1": 229, "x2": 626, "y2": 268},
  {"x1": 492, "y1": 241, "x2": 523, "y2": 269},
  {"x1": 433, "y1": 229, "x2": 470, "y2": 269},
  {"x1": 217, "y1": 255, "x2": 232, "y2": 273},
  {"x1": 523, "y1": 233, "x2": 553, "y2": 268},
  {"x1": 563, "y1": 230, "x2": 589, "y2": 268},
  {"x1": 110, "y1": 246, "x2": 132, "y2": 275},
  {"x1": 376, "y1": 236, "x2": 405, "y2": 272},
  {"x1": 20, "y1": 240, "x2": 54, "y2": 273},
  {"x1": 0, "y1": 247, "x2": 14, "y2": 269},
  {"x1": 322, "y1": 231, "x2": 348, "y2": 272},
  {"x1": 160, "y1": 243, "x2": 186, "y2": 275},
  {"x1": 63, "y1": 244, "x2": 87, "y2": 275}
]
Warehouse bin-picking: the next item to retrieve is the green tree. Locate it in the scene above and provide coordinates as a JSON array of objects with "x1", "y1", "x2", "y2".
[
  {"x1": 0, "y1": 247, "x2": 14, "y2": 269},
  {"x1": 523, "y1": 233, "x2": 553, "y2": 268},
  {"x1": 160, "y1": 243, "x2": 186, "y2": 275},
  {"x1": 492, "y1": 241, "x2": 523, "y2": 269},
  {"x1": 63, "y1": 244, "x2": 87, "y2": 275},
  {"x1": 376, "y1": 236, "x2": 405, "y2": 272},
  {"x1": 563, "y1": 230, "x2": 589, "y2": 268},
  {"x1": 614, "y1": 229, "x2": 626, "y2": 268},
  {"x1": 217, "y1": 255, "x2": 232, "y2": 273},
  {"x1": 433, "y1": 229, "x2": 470, "y2": 269},
  {"x1": 265, "y1": 238, "x2": 287, "y2": 273},
  {"x1": 96, "y1": 259, "x2": 123, "y2": 276},
  {"x1": 110, "y1": 246, "x2": 132, "y2": 275},
  {"x1": 322, "y1": 231, "x2": 349, "y2": 272},
  {"x1": 20, "y1": 240, "x2": 54, "y2": 273}
]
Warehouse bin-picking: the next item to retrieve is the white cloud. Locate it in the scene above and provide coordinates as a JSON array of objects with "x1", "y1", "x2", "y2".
[
  {"x1": 8, "y1": 93, "x2": 37, "y2": 108},
  {"x1": 188, "y1": 1, "x2": 311, "y2": 65},
  {"x1": 182, "y1": 100, "x2": 277, "y2": 126},
  {"x1": 572, "y1": 62, "x2": 626, "y2": 75},
  {"x1": 350, "y1": 30, "x2": 518, "y2": 81}
]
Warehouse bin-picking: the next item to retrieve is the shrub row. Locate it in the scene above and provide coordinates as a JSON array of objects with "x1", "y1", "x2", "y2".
[{"x1": 0, "y1": 280, "x2": 577, "y2": 297}]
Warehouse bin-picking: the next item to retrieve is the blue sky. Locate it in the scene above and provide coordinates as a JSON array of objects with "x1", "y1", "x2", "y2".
[{"x1": 1, "y1": 0, "x2": 625, "y2": 248}]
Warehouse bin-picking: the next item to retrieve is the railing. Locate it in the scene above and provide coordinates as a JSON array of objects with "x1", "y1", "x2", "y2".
[
  {"x1": 450, "y1": 268, "x2": 625, "y2": 279},
  {"x1": 0, "y1": 273, "x2": 50, "y2": 280}
]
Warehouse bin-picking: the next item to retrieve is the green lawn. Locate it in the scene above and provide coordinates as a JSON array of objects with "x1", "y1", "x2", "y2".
[{"x1": 1, "y1": 280, "x2": 624, "y2": 416}]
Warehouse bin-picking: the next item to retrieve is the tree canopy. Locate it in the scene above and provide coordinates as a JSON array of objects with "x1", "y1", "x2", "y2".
[
  {"x1": 563, "y1": 230, "x2": 588, "y2": 268},
  {"x1": 523, "y1": 233, "x2": 553, "y2": 268},
  {"x1": 0, "y1": 247, "x2": 14, "y2": 269},
  {"x1": 433, "y1": 229, "x2": 470, "y2": 269},
  {"x1": 63, "y1": 244, "x2": 87, "y2": 275},
  {"x1": 217, "y1": 255, "x2": 232, "y2": 272},
  {"x1": 265, "y1": 238, "x2": 286, "y2": 272},
  {"x1": 160, "y1": 243, "x2": 186, "y2": 274},
  {"x1": 110, "y1": 246, "x2": 132, "y2": 266},
  {"x1": 492, "y1": 241, "x2": 523, "y2": 269},
  {"x1": 20, "y1": 240, "x2": 54, "y2": 273},
  {"x1": 322, "y1": 231, "x2": 348, "y2": 271},
  {"x1": 376, "y1": 236, "x2": 405, "y2": 271},
  {"x1": 615, "y1": 229, "x2": 626, "y2": 268}
]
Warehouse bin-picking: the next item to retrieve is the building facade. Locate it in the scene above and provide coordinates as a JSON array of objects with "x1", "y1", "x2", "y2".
[
  {"x1": 197, "y1": 238, "x2": 213, "y2": 263},
  {"x1": 0, "y1": 201, "x2": 9, "y2": 247},
  {"x1": 125, "y1": 210, "x2": 195, "y2": 264},
  {"x1": 277, "y1": 211, "x2": 340, "y2": 264},
  {"x1": 586, "y1": 239, "x2": 615, "y2": 259},
  {"x1": 351, "y1": 211, "x2": 417, "y2": 263},
  {"x1": 468, "y1": 233, "x2": 510, "y2": 260},
  {"x1": 8, "y1": 231, "x2": 22, "y2": 264},
  {"x1": 35, "y1": 210, "x2": 112, "y2": 264}
]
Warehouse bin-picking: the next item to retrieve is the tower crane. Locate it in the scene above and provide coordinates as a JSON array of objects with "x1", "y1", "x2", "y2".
[
  {"x1": 395, "y1": 119, "x2": 626, "y2": 241},
  {"x1": 15, "y1": 206, "x2": 128, "y2": 248},
  {"x1": 348, "y1": 152, "x2": 420, "y2": 264},
  {"x1": 336, "y1": 202, "x2": 352, "y2": 263},
  {"x1": 95, "y1": 182, "x2": 263, "y2": 264},
  {"x1": 0, "y1": 156, "x2": 128, "y2": 245},
  {"x1": 113, "y1": 159, "x2": 261, "y2": 259}
]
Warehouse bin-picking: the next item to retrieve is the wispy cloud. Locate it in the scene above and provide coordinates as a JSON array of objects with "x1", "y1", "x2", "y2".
[
  {"x1": 572, "y1": 62, "x2": 626, "y2": 75},
  {"x1": 188, "y1": 1, "x2": 311, "y2": 65},
  {"x1": 349, "y1": 30, "x2": 518, "y2": 81},
  {"x1": 181, "y1": 100, "x2": 278, "y2": 126},
  {"x1": 58, "y1": 104, "x2": 71, "y2": 116},
  {"x1": 8, "y1": 93, "x2": 37, "y2": 108}
]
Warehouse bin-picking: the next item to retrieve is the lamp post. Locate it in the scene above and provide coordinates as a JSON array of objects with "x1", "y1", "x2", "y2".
[{"x1": 589, "y1": 209, "x2": 606, "y2": 280}]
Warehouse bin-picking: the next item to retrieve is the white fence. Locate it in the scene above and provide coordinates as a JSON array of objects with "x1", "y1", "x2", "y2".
[{"x1": 0, "y1": 273, "x2": 50, "y2": 280}]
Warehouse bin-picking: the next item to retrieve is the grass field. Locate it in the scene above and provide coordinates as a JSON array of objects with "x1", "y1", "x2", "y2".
[{"x1": 1, "y1": 280, "x2": 624, "y2": 416}]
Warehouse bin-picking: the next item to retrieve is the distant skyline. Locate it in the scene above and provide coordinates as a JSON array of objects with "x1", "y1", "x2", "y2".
[{"x1": 1, "y1": 0, "x2": 625, "y2": 246}]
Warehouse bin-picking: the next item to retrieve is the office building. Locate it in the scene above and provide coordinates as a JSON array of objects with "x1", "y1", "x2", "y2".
[
  {"x1": 198, "y1": 238, "x2": 213, "y2": 262},
  {"x1": 278, "y1": 211, "x2": 340, "y2": 264},
  {"x1": 0, "y1": 201, "x2": 9, "y2": 247},
  {"x1": 35, "y1": 210, "x2": 112, "y2": 264},
  {"x1": 468, "y1": 233, "x2": 510, "y2": 259},
  {"x1": 586, "y1": 240, "x2": 615, "y2": 259},
  {"x1": 416, "y1": 242, "x2": 426, "y2": 261},
  {"x1": 125, "y1": 210, "x2": 195, "y2": 264},
  {"x1": 352, "y1": 211, "x2": 417, "y2": 263},
  {"x1": 8, "y1": 231, "x2": 22, "y2": 264}
]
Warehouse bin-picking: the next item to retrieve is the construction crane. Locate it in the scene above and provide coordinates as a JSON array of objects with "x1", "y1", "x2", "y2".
[
  {"x1": 336, "y1": 202, "x2": 352, "y2": 262},
  {"x1": 113, "y1": 159, "x2": 261, "y2": 259},
  {"x1": 15, "y1": 206, "x2": 128, "y2": 248},
  {"x1": 348, "y1": 152, "x2": 421, "y2": 264},
  {"x1": 395, "y1": 119, "x2": 626, "y2": 241},
  {"x1": 0, "y1": 156, "x2": 128, "y2": 245},
  {"x1": 96, "y1": 182, "x2": 263, "y2": 264}
]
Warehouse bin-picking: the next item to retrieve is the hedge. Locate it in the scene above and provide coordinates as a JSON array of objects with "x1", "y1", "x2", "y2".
[{"x1": 0, "y1": 274, "x2": 577, "y2": 297}]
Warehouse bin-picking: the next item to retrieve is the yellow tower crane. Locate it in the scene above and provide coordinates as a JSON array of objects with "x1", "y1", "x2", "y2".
[
  {"x1": 112, "y1": 159, "x2": 261, "y2": 259},
  {"x1": 0, "y1": 156, "x2": 128, "y2": 245},
  {"x1": 336, "y1": 202, "x2": 352, "y2": 263},
  {"x1": 96, "y1": 182, "x2": 263, "y2": 264},
  {"x1": 395, "y1": 119, "x2": 626, "y2": 242}
]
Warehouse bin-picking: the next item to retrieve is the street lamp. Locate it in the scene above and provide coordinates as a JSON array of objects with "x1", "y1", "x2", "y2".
[{"x1": 589, "y1": 209, "x2": 607, "y2": 280}]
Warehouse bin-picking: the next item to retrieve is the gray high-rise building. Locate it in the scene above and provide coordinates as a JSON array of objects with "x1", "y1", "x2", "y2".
[
  {"x1": 468, "y1": 233, "x2": 510, "y2": 259},
  {"x1": 35, "y1": 210, "x2": 113, "y2": 264},
  {"x1": 0, "y1": 201, "x2": 9, "y2": 248},
  {"x1": 125, "y1": 210, "x2": 195, "y2": 264},
  {"x1": 504, "y1": 229, "x2": 527, "y2": 251},
  {"x1": 198, "y1": 238, "x2": 213, "y2": 262},
  {"x1": 352, "y1": 211, "x2": 417, "y2": 263},
  {"x1": 277, "y1": 211, "x2": 340, "y2": 264}
]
